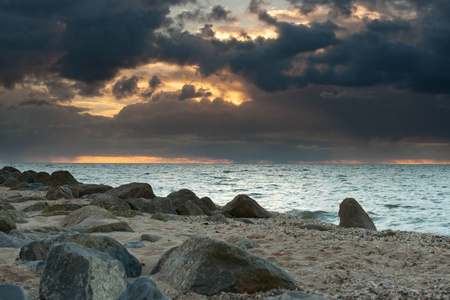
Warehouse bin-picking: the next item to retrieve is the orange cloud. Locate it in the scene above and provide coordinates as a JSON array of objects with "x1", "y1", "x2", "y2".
[{"x1": 51, "y1": 156, "x2": 233, "y2": 164}]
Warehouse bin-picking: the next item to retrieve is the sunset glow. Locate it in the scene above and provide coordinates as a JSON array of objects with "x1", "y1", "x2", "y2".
[
  {"x1": 0, "y1": 0, "x2": 448, "y2": 164},
  {"x1": 51, "y1": 156, "x2": 234, "y2": 164}
]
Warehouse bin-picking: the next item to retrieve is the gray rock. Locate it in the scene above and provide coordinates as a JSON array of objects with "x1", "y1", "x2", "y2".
[
  {"x1": 2, "y1": 177, "x2": 19, "y2": 188},
  {"x1": 39, "y1": 243, "x2": 128, "y2": 300},
  {"x1": 73, "y1": 184, "x2": 113, "y2": 197},
  {"x1": 1, "y1": 166, "x2": 21, "y2": 173},
  {"x1": 117, "y1": 276, "x2": 169, "y2": 300},
  {"x1": 0, "y1": 212, "x2": 16, "y2": 233},
  {"x1": 91, "y1": 194, "x2": 131, "y2": 212},
  {"x1": 176, "y1": 200, "x2": 204, "y2": 216},
  {"x1": 167, "y1": 189, "x2": 214, "y2": 215},
  {"x1": 0, "y1": 232, "x2": 28, "y2": 248},
  {"x1": 46, "y1": 185, "x2": 74, "y2": 200},
  {"x1": 124, "y1": 241, "x2": 145, "y2": 249},
  {"x1": 266, "y1": 291, "x2": 328, "y2": 300},
  {"x1": 151, "y1": 235, "x2": 297, "y2": 295},
  {"x1": 167, "y1": 189, "x2": 199, "y2": 209},
  {"x1": 22, "y1": 201, "x2": 48, "y2": 212},
  {"x1": 60, "y1": 205, "x2": 116, "y2": 228},
  {"x1": 126, "y1": 197, "x2": 175, "y2": 214},
  {"x1": 106, "y1": 182, "x2": 156, "y2": 199},
  {"x1": 20, "y1": 233, "x2": 142, "y2": 278},
  {"x1": 17, "y1": 171, "x2": 36, "y2": 183},
  {"x1": 222, "y1": 194, "x2": 271, "y2": 218},
  {"x1": 0, "y1": 284, "x2": 32, "y2": 300},
  {"x1": 235, "y1": 238, "x2": 260, "y2": 250},
  {"x1": 141, "y1": 234, "x2": 162, "y2": 243},
  {"x1": 338, "y1": 198, "x2": 377, "y2": 231},
  {"x1": 74, "y1": 221, "x2": 134, "y2": 233},
  {"x1": 205, "y1": 213, "x2": 229, "y2": 224},
  {"x1": 9, "y1": 226, "x2": 73, "y2": 241},
  {"x1": 34, "y1": 172, "x2": 51, "y2": 184},
  {"x1": 0, "y1": 201, "x2": 15, "y2": 211},
  {"x1": 2, "y1": 210, "x2": 28, "y2": 223},
  {"x1": 46, "y1": 170, "x2": 80, "y2": 188}
]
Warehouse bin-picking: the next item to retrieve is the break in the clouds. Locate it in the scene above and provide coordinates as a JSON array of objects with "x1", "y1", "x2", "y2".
[{"x1": 0, "y1": 0, "x2": 449, "y2": 163}]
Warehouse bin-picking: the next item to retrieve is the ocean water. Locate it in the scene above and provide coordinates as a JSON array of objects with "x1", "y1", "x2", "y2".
[{"x1": 4, "y1": 163, "x2": 450, "y2": 236}]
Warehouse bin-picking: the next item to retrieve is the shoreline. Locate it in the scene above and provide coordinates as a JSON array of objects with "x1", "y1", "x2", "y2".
[
  {"x1": 1, "y1": 169, "x2": 449, "y2": 299},
  {"x1": 1, "y1": 187, "x2": 449, "y2": 299}
]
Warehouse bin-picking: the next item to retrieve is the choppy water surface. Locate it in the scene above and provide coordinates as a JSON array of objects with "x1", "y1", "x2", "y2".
[{"x1": 6, "y1": 163, "x2": 450, "y2": 236}]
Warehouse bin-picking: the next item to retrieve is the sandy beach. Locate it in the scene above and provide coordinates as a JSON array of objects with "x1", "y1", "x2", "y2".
[{"x1": 1, "y1": 186, "x2": 449, "y2": 299}]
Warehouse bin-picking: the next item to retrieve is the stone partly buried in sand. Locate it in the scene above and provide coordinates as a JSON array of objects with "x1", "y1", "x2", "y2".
[
  {"x1": 39, "y1": 242, "x2": 128, "y2": 300},
  {"x1": 151, "y1": 235, "x2": 297, "y2": 295},
  {"x1": 338, "y1": 198, "x2": 377, "y2": 231}
]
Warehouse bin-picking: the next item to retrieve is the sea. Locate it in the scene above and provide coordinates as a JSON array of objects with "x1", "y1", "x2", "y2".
[{"x1": 3, "y1": 163, "x2": 450, "y2": 237}]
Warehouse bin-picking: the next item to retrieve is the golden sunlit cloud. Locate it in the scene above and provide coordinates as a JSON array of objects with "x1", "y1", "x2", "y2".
[{"x1": 51, "y1": 156, "x2": 234, "y2": 164}]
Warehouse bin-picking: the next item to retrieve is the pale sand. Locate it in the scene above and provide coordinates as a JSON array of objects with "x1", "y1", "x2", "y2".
[{"x1": 1, "y1": 187, "x2": 449, "y2": 299}]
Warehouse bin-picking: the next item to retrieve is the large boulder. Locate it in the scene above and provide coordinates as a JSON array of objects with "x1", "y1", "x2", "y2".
[
  {"x1": 91, "y1": 194, "x2": 131, "y2": 212},
  {"x1": 46, "y1": 185, "x2": 75, "y2": 200},
  {"x1": 222, "y1": 194, "x2": 271, "y2": 218},
  {"x1": 0, "y1": 284, "x2": 32, "y2": 300},
  {"x1": 39, "y1": 243, "x2": 128, "y2": 300},
  {"x1": 338, "y1": 198, "x2": 377, "y2": 231},
  {"x1": 126, "y1": 197, "x2": 175, "y2": 214},
  {"x1": 34, "y1": 172, "x2": 51, "y2": 184},
  {"x1": 74, "y1": 184, "x2": 113, "y2": 197},
  {"x1": 1, "y1": 166, "x2": 21, "y2": 174},
  {"x1": 151, "y1": 235, "x2": 297, "y2": 295},
  {"x1": 20, "y1": 233, "x2": 142, "y2": 278},
  {"x1": 167, "y1": 189, "x2": 215, "y2": 215},
  {"x1": 17, "y1": 171, "x2": 36, "y2": 183},
  {"x1": 176, "y1": 200, "x2": 204, "y2": 216},
  {"x1": 117, "y1": 276, "x2": 169, "y2": 300},
  {"x1": 167, "y1": 189, "x2": 199, "y2": 209},
  {"x1": 0, "y1": 212, "x2": 16, "y2": 233},
  {"x1": 60, "y1": 205, "x2": 116, "y2": 228},
  {"x1": 106, "y1": 183, "x2": 156, "y2": 199},
  {"x1": 46, "y1": 170, "x2": 80, "y2": 188}
]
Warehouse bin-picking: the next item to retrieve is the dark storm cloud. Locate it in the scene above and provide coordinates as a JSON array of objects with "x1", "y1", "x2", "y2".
[
  {"x1": 176, "y1": 5, "x2": 235, "y2": 24},
  {"x1": 288, "y1": 0, "x2": 354, "y2": 16},
  {"x1": 200, "y1": 24, "x2": 215, "y2": 38},
  {"x1": 149, "y1": 75, "x2": 163, "y2": 89},
  {"x1": 112, "y1": 76, "x2": 140, "y2": 100},
  {"x1": 178, "y1": 84, "x2": 210, "y2": 100},
  {"x1": 1, "y1": 83, "x2": 449, "y2": 162},
  {"x1": 0, "y1": 0, "x2": 195, "y2": 91}
]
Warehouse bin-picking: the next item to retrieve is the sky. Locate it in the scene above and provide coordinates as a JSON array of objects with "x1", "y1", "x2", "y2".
[{"x1": 0, "y1": 0, "x2": 449, "y2": 164}]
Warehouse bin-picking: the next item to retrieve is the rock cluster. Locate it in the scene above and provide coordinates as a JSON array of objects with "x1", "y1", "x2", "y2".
[{"x1": 1, "y1": 166, "x2": 384, "y2": 299}]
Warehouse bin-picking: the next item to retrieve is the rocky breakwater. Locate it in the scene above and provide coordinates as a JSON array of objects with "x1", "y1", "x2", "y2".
[
  {"x1": 0, "y1": 166, "x2": 325, "y2": 299},
  {"x1": 2, "y1": 166, "x2": 448, "y2": 299}
]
